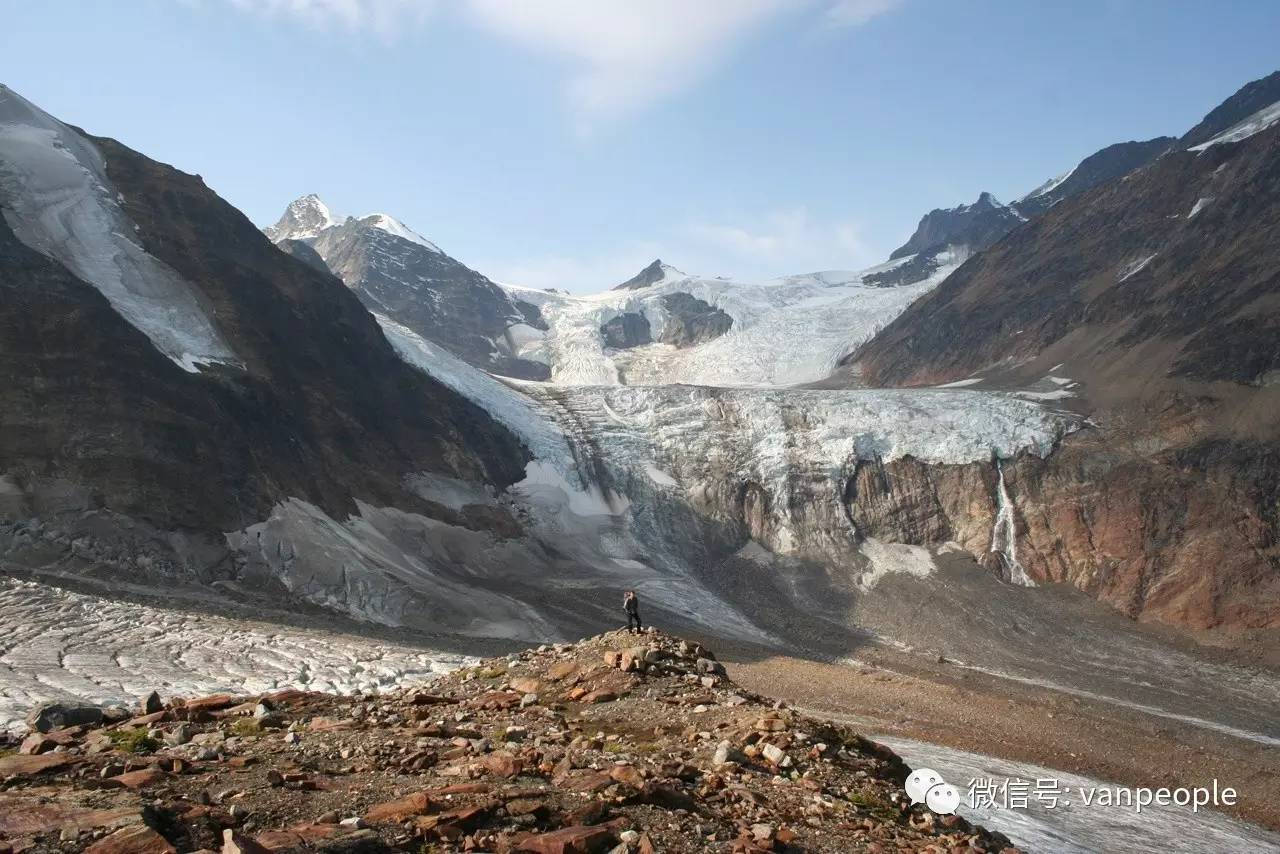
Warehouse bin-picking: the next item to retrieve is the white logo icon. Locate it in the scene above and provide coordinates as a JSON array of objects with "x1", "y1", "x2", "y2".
[
  {"x1": 926, "y1": 782, "x2": 961, "y2": 814},
  {"x1": 905, "y1": 767, "x2": 960, "y2": 814}
]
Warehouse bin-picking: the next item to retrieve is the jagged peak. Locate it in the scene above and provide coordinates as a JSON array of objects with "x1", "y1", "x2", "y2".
[
  {"x1": 265, "y1": 194, "x2": 339, "y2": 242},
  {"x1": 613, "y1": 258, "x2": 684, "y2": 291}
]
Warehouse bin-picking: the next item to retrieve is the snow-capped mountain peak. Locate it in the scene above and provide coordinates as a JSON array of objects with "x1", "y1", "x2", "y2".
[
  {"x1": 358, "y1": 212, "x2": 442, "y2": 254},
  {"x1": 613, "y1": 258, "x2": 686, "y2": 290},
  {"x1": 265, "y1": 193, "x2": 339, "y2": 242}
]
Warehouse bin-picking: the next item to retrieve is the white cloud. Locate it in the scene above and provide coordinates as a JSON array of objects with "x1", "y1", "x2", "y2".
[
  {"x1": 823, "y1": 0, "x2": 903, "y2": 28},
  {"x1": 215, "y1": 1, "x2": 901, "y2": 124},
  {"x1": 461, "y1": 0, "x2": 793, "y2": 130}
]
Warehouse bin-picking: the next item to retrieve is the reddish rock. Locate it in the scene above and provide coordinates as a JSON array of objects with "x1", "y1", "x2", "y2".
[
  {"x1": 548, "y1": 661, "x2": 579, "y2": 681},
  {"x1": 602, "y1": 651, "x2": 621, "y2": 669},
  {"x1": 0, "y1": 752, "x2": 75, "y2": 777},
  {"x1": 17, "y1": 734, "x2": 56, "y2": 755},
  {"x1": 472, "y1": 691, "x2": 522, "y2": 710},
  {"x1": 581, "y1": 690, "x2": 617, "y2": 705},
  {"x1": 509, "y1": 676, "x2": 542, "y2": 694},
  {"x1": 482, "y1": 751, "x2": 523, "y2": 779},
  {"x1": 85, "y1": 825, "x2": 176, "y2": 854},
  {"x1": 127, "y1": 711, "x2": 170, "y2": 727},
  {"x1": 363, "y1": 792, "x2": 432, "y2": 823},
  {"x1": 103, "y1": 768, "x2": 167, "y2": 790},
  {"x1": 183, "y1": 694, "x2": 235, "y2": 713},
  {"x1": 564, "y1": 802, "x2": 608, "y2": 827},
  {"x1": 410, "y1": 692, "x2": 451, "y2": 705},
  {"x1": 565, "y1": 686, "x2": 589, "y2": 701},
  {"x1": 514, "y1": 826, "x2": 615, "y2": 854},
  {"x1": 607, "y1": 765, "x2": 645, "y2": 790},
  {"x1": 306, "y1": 717, "x2": 354, "y2": 732},
  {"x1": 0, "y1": 798, "x2": 140, "y2": 837},
  {"x1": 562, "y1": 771, "x2": 615, "y2": 793},
  {"x1": 428, "y1": 782, "x2": 492, "y2": 796}
]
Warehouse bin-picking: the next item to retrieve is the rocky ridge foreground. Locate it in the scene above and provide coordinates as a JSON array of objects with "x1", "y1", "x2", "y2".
[{"x1": 0, "y1": 631, "x2": 1017, "y2": 854}]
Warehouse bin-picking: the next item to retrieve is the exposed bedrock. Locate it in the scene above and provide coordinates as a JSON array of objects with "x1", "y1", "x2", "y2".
[
  {"x1": 836, "y1": 438, "x2": 1280, "y2": 632},
  {"x1": 599, "y1": 312, "x2": 652, "y2": 349},
  {"x1": 658, "y1": 292, "x2": 733, "y2": 347}
]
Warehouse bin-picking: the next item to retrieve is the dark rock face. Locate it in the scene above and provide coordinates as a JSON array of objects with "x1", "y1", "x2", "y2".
[
  {"x1": 658, "y1": 293, "x2": 732, "y2": 348},
  {"x1": 277, "y1": 238, "x2": 332, "y2": 276},
  {"x1": 862, "y1": 251, "x2": 949, "y2": 288},
  {"x1": 890, "y1": 192, "x2": 1025, "y2": 260},
  {"x1": 599, "y1": 313, "x2": 652, "y2": 349},
  {"x1": 0, "y1": 133, "x2": 528, "y2": 541},
  {"x1": 266, "y1": 200, "x2": 550, "y2": 381},
  {"x1": 1179, "y1": 70, "x2": 1280, "y2": 149},
  {"x1": 613, "y1": 259, "x2": 667, "y2": 291},
  {"x1": 855, "y1": 124, "x2": 1280, "y2": 392},
  {"x1": 1016, "y1": 137, "x2": 1175, "y2": 218}
]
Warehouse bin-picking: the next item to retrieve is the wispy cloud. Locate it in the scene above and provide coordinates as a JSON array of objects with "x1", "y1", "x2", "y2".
[
  {"x1": 823, "y1": 0, "x2": 903, "y2": 28},
  {"x1": 685, "y1": 208, "x2": 876, "y2": 271},
  {"x1": 461, "y1": 0, "x2": 793, "y2": 132},
  {"x1": 214, "y1": 1, "x2": 902, "y2": 125}
]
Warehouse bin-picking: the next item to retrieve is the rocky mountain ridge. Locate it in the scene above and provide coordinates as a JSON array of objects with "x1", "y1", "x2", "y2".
[
  {"x1": 0, "y1": 84, "x2": 529, "y2": 612},
  {"x1": 265, "y1": 197, "x2": 551, "y2": 380}
]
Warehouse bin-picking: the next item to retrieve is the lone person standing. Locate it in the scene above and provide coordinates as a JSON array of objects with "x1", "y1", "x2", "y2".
[{"x1": 623, "y1": 590, "x2": 643, "y2": 634}]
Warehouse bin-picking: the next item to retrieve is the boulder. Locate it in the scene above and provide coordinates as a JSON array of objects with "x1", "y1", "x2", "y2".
[
  {"x1": 85, "y1": 825, "x2": 176, "y2": 854},
  {"x1": 140, "y1": 691, "x2": 164, "y2": 715},
  {"x1": 0, "y1": 752, "x2": 76, "y2": 777},
  {"x1": 515, "y1": 826, "x2": 616, "y2": 854},
  {"x1": 482, "y1": 751, "x2": 523, "y2": 778},
  {"x1": 26, "y1": 702, "x2": 103, "y2": 733},
  {"x1": 362, "y1": 792, "x2": 432, "y2": 823}
]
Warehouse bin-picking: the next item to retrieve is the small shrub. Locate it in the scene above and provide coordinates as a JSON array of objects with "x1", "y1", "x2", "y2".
[
  {"x1": 602, "y1": 742, "x2": 628, "y2": 755},
  {"x1": 230, "y1": 718, "x2": 262, "y2": 737},
  {"x1": 107, "y1": 727, "x2": 159, "y2": 754}
]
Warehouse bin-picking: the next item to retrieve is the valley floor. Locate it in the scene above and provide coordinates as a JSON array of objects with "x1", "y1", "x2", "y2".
[
  {"x1": 3, "y1": 575, "x2": 1278, "y2": 852},
  {"x1": 725, "y1": 648, "x2": 1280, "y2": 838}
]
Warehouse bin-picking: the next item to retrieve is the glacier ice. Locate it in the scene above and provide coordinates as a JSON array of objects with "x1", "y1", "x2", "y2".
[{"x1": 0, "y1": 85, "x2": 237, "y2": 372}]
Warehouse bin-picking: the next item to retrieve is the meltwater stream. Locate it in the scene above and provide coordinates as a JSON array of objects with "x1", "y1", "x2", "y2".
[{"x1": 877, "y1": 736, "x2": 1280, "y2": 853}]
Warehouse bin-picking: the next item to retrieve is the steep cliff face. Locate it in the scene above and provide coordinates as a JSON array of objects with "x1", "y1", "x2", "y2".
[
  {"x1": 844, "y1": 440, "x2": 1280, "y2": 631},
  {"x1": 846, "y1": 79, "x2": 1280, "y2": 635},
  {"x1": 0, "y1": 89, "x2": 529, "y2": 582}
]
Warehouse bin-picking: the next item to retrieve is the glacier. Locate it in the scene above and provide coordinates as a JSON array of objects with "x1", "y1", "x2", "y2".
[
  {"x1": 0, "y1": 85, "x2": 237, "y2": 373},
  {"x1": 500, "y1": 252, "x2": 963, "y2": 387}
]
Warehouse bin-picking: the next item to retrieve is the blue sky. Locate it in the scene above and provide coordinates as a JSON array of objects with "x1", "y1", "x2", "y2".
[{"x1": 4, "y1": 1, "x2": 1278, "y2": 290}]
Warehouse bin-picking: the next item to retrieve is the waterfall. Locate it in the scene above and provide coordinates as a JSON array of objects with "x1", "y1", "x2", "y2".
[{"x1": 991, "y1": 458, "x2": 1035, "y2": 587}]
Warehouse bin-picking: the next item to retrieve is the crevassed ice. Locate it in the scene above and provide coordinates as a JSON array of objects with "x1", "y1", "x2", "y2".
[
  {"x1": 0, "y1": 86, "x2": 238, "y2": 373},
  {"x1": 498, "y1": 252, "x2": 962, "y2": 388}
]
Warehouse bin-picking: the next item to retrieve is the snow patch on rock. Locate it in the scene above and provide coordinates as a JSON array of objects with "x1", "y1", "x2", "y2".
[{"x1": 0, "y1": 85, "x2": 238, "y2": 372}]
